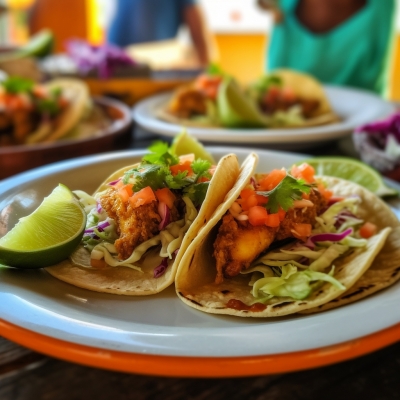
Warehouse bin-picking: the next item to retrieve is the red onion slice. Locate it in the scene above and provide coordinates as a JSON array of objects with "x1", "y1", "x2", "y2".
[
  {"x1": 158, "y1": 202, "x2": 170, "y2": 230},
  {"x1": 97, "y1": 221, "x2": 110, "y2": 232},
  {"x1": 154, "y1": 258, "x2": 169, "y2": 278},
  {"x1": 108, "y1": 179, "x2": 121, "y2": 186},
  {"x1": 310, "y1": 228, "x2": 353, "y2": 244}
]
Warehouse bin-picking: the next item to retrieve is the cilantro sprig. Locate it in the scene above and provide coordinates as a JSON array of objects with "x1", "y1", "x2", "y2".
[
  {"x1": 123, "y1": 141, "x2": 212, "y2": 197},
  {"x1": 142, "y1": 141, "x2": 179, "y2": 166},
  {"x1": 1, "y1": 76, "x2": 34, "y2": 94},
  {"x1": 256, "y1": 174, "x2": 311, "y2": 213}
]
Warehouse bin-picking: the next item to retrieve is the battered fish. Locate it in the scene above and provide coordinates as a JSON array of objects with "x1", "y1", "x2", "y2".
[{"x1": 213, "y1": 189, "x2": 326, "y2": 283}]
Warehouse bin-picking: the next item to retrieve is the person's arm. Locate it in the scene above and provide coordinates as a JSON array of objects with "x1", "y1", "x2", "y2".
[
  {"x1": 183, "y1": 4, "x2": 212, "y2": 66},
  {"x1": 257, "y1": 0, "x2": 283, "y2": 23}
]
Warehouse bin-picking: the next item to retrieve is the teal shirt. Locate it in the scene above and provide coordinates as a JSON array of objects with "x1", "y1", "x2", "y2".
[{"x1": 267, "y1": 0, "x2": 396, "y2": 94}]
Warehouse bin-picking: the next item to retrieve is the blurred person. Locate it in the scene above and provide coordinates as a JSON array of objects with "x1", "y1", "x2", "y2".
[
  {"x1": 258, "y1": 0, "x2": 395, "y2": 95},
  {"x1": 107, "y1": 0, "x2": 212, "y2": 66}
]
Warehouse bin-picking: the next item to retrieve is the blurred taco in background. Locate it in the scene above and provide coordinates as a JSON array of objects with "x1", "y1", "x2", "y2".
[
  {"x1": 157, "y1": 64, "x2": 224, "y2": 127},
  {"x1": 0, "y1": 76, "x2": 107, "y2": 146},
  {"x1": 158, "y1": 65, "x2": 268, "y2": 128},
  {"x1": 46, "y1": 141, "x2": 240, "y2": 295},
  {"x1": 176, "y1": 155, "x2": 399, "y2": 317},
  {"x1": 247, "y1": 69, "x2": 339, "y2": 127}
]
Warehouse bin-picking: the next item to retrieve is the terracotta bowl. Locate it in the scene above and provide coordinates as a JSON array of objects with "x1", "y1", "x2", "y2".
[{"x1": 0, "y1": 97, "x2": 133, "y2": 179}]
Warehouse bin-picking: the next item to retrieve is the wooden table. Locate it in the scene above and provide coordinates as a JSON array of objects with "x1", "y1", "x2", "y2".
[{"x1": 1, "y1": 129, "x2": 399, "y2": 399}]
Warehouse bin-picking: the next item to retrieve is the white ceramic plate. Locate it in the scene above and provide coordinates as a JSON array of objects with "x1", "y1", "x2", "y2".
[
  {"x1": 0, "y1": 148, "x2": 399, "y2": 374},
  {"x1": 132, "y1": 86, "x2": 396, "y2": 147}
]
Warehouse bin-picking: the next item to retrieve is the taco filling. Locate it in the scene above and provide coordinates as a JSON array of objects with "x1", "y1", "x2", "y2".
[
  {"x1": 74, "y1": 142, "x2": 215, "y2": 274},
  {"x1": 176, "y1": 155, "x2": 394, "y2": 316},
  {"x1": 250, "y1": 75, "x2": 321, "y2": 121},
  {"x1": 167, "y1": 72, "x2": 222, "y2": 121}
]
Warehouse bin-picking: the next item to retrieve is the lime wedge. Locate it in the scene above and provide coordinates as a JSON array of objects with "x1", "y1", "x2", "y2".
[
  {"x1": 171, "y1": 129, "x2": 216, "y2": 163},
  {"x1": 217, "y1": 78, "x2": 267, "y2": 128},
  {"x1": 0, "y1": 184, "x2": 86, "y2": 268},
  {"x1": 300, "y1": 156, "x2": 398, "y2": 197}
]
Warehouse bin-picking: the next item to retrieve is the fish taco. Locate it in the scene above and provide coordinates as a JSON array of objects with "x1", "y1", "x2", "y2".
[
  {"x1": 246, "y1": 69, "x2": 339, "y2": 128},
  {"x1": 46, "y1": 142, "x2": 240, "y2": 295},
  {"x1": 176, "y1": 154, "x2": 400, "y2": 317}
]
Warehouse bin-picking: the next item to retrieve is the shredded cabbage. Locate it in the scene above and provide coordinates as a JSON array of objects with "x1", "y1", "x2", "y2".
[
  {"x1": 74, "y1": 195, "x2": 198, "y2": 270},
  {"x1": 243, "y1": 264, "x2": 345, "y2": 301},
  {"x1": 243, "y1": 194, "x2": 367, "y2": 302}
]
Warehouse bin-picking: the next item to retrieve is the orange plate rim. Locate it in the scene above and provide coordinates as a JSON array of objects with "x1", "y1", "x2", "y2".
[{"x1": 0, "y1": 319, "x2": 399, "y2": 377}]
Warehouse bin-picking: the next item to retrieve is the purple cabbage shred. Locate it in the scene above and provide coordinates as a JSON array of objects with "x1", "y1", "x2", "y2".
[
  {"x1": 355, "y1": 112, "x2": 400, "y2": 149},
  {"x1": 153, "y1": 258, "x2": 169, "y2": 278},
  {"x1": 65, "y1": 39, "x2": 136, "y2": 79}
]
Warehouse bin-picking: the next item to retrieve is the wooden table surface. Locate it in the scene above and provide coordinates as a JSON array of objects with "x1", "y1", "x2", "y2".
[{"x1": 1, "y1": 129, "x2": 399, "y2": 400}]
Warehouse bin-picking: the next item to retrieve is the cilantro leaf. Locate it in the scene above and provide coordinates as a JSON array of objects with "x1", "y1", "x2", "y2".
[
  {"x1": 191, "y1": 159, "x2": 212, "y2": 182},
  {"x1": 124, "y1": 164, "x2": 169, "y2": 191},
  {"x1": 2, "y1": 76, "x2": 34, "y2": 94},
  {"x1": 184, "y1": 182, "x2": 209, "y2": 207},
  {"x1": 142, "y1": 141, "x2": 179, "y2": 166},
  {"x1": 256, "y1": 174, "x2": 311, "y2": 213},
  {"x1": 165, "y1": 171, "x2": 192, "y2": 190}
]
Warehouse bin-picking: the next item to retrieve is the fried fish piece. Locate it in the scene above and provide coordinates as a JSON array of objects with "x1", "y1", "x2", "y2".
[
  {"x1": 100, "y1": 189, "x2": 182, "y2": 260},
  {"x1": 168, "y1": 87, "x2": 207, "y2": 119},
  {"x1": 213, "y1": 189, "x2": 327, "y2": 283},
  {"x1": 214, "y1": 213, "x2": 277, "y2": 284}
]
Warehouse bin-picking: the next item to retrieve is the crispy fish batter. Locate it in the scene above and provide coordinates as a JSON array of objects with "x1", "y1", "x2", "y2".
[
  {"x1": 100, "y1": 189, "x2": 182, "y2": 260},
  {"x1": 214, "y1": 213, "x2": 277, "y2": 284},
  {"x1": 168, "y1": 88, "x2": 207, "y2": 119},
  {"x1": 213, "y1": 189, "x2": 326, "y2": 283}
]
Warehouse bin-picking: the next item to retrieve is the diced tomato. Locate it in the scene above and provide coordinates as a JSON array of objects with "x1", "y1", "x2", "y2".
[
  {"x1": 317, "y1": 183, "x2": 333, "y2": 200},
  {"x1": 118, "y1": 184, "x2": 133, "y2": 202},
  {"x1": 155, "y1": 187, "x2": 176, "y2": 209},
  {"x1": 256, "y1": 194, "x2": 268, "y2": 205},
  {"x1": 179, "y1": 154, "x2": 195, "y2": 164},
  {"x1": 242, "y1": 195, "x2": 259, "y2": 211},
  {"x1": 129, "y1": 186, "x2": 156, "y2": 208},
  {"x1": 248, "y1": 206, "x2": 269, "y2": 226},
  {"x1": 265, "y1": 213, "x2": 280, "y2": 227},
  {"x1": 195, "y1": 74, "x2": 222, "y2": 100},
  {"x1": 359, "y1": 222, "x2": 377, "y2": 239},
  {"x1": 240, "y1": 188, "x2": 254, "y2": 199},
  {"x1": 291, "y1": 163, "x2": 315, "y2": 183},
  {"x1": 32, "y1": 86, "x2": 47, "y2": 98},
  {"x1": 170, "y1": 161, "x2": 193, "y2": 176},
  {"x1": 277, "y1": 208, "x2": 286, "y2": 221},
  {"x1": 281, "y1": 87, "x2": 296, "y2": 102},
  {"x1": 258, "y1": 169, "x2": 286, "y2": 191},
  {"x1": 292, "y1": 223, "x2": 312, "y2": 239}
]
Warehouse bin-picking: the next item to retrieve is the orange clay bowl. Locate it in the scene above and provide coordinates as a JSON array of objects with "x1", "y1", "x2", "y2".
[{"x1": 0, "y1": 96, "x2": 133, "y2": 180}]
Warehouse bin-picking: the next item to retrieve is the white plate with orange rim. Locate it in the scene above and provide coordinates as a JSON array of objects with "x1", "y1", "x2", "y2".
[
  {"x1": 0, "y1": 147, "x2": 399, "y2": 377},
  {"x1": 132, "y1": 86, "x2": 396, "y2": 147}
]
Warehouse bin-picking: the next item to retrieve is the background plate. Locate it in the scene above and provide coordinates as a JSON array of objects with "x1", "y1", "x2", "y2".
[
  {"x1": 0, "y1": 148, "x2": 399, "y2": 376},
  {"x1": 132, "y1": 87, "x2": 396, "y2": 147}
]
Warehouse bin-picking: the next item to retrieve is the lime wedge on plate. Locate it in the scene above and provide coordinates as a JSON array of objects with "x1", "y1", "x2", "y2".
[
  {"x1": 217, "y1": 78, "x2": 266, "y2": 128},
  {"x1": 0, "y1": 184, "x2": 86, "y2": 268},
  {"x1": 299, "y1": 156, "x2": 398, "y2": 197},
  {"x1": 171, "y1": 129, "x2": 216, "y2": 163}
]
